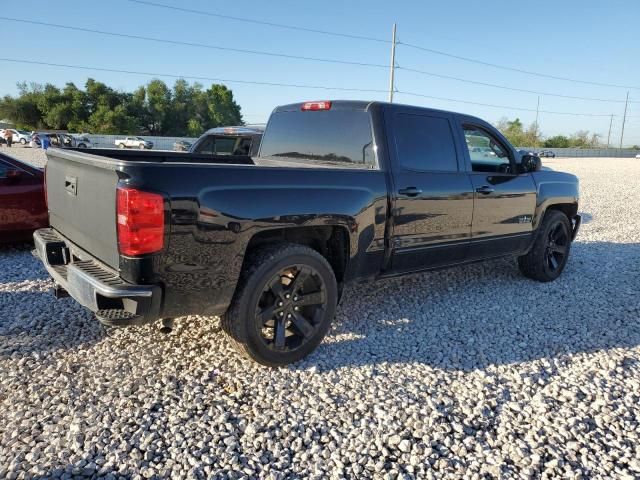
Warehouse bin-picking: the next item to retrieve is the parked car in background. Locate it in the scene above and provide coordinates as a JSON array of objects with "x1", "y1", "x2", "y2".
[
  {"x1": 48, "y1": 133, "x2": 80, "y2": 149},
  {"x1": 635, "y1": 153, "x2": 640, "y2": 159},
  {"x1": 0, "y1": 153, "x2": 48, "y2": 242},
  {"x1": 72, "y1": 134, "x2": 92, "y2": 149},
  {"x1": 34, "y1": 100, "x2": 580, "y2": 366},
  {"x1": 0, "y1": 129, "x2": 32, "y2": 145},
  {"x1": 31, "y1": 133, "x2": 92, "y2": 149},
  {"x1": 115, "y1": 136, "x2": 153, "y2": 150},
  {"x1": 173, "y1": 140, "x2": 192, "y2": 152},
  {"x1": 538, "y1": 150, "x2": 556, "y2": 158},
  {"x1": 190, "y1": 125, "x2": 264, "y2": 156}
]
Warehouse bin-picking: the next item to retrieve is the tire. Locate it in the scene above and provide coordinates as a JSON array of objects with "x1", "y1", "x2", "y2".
[
  {"x1": 118, "y1": 143, "x2": 126, "y2": 149},
  {"x1": 222, "y1": 243, "x2": 338, "y2": 366},
  {"x1": 20, "y1": 138, "x2": 26, "y2": 145},
  {"x1": 518, "y1": 210, "x2": 572, "y2": 282},
  {"x1": 78, "y1": 143, "x2": 86, "y2": 149},
  {"x1": 139, "y1": 144, "x2": 145, "y2": 150}
]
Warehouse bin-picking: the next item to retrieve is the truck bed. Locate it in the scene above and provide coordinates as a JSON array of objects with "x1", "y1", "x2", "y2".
[{"x1": 64, "y1": 148, "x2": 254, "y2": 165}]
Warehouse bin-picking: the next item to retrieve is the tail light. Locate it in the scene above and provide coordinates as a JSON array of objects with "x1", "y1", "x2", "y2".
[
  {"x1": 301, "y1": 101, "x2": 332, "y2": 111},
  {"x1": 116, "y1": 187, "x2": 164, "y2": 256}
]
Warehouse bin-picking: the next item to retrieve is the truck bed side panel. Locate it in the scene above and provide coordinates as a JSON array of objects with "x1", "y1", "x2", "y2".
[{"x1": 116, "y1": 163, "x2": 388, "y2": 318}]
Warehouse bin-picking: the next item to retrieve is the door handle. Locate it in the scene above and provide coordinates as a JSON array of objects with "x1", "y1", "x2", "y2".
[
  {"x1": 398, "y1": 187, "x2": 422, "y2": 197},
  {"x1": 475, "y1": 185, "x2": 495, "y2": 195}
]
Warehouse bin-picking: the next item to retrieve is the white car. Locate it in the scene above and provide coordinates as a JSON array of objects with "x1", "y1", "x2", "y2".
[
  {"x1": 115, "y1": 136, "x2": 153, "y2": 150},
  {"x1": 0, "y1": 129, "x2": 32, "y2": 145},
  {"x1": 636, "y1": 153, "x2": 640, "y2": 159}
]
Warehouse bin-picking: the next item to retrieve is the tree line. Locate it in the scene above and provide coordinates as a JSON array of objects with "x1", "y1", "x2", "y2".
[
  {"x1": 0, "y1": 78, "x2": 243, "y2": 136},
  {"x1": 494, "y1": 117, "x2": 618, "y2": 148}
]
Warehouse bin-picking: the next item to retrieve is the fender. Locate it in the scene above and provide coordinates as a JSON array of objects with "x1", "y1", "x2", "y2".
[{"x1": 531, "y1": 169, "x2": 579, "y2": 231}]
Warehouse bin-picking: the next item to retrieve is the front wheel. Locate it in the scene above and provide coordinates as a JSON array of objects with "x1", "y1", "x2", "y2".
[
  {"x1": 139, "y1": 144, "x2": 146, "y2": 149},
  {"x1": 20, "y1": 138, "x2": 27, "y2": 145},
  {"x1": 518, "y1": 210, "x2": 572, "y2": 282},
  {"x1": 222, "y1": 243, "x2": 338, "y2": 366}
]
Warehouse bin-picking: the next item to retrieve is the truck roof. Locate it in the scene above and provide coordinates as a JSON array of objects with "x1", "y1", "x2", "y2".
[{"x1": 272, "y1": 100, "x2": 488, "y2": 125}]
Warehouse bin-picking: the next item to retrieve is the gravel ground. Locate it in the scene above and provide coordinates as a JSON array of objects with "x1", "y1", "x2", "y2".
[
  {"x1": 0, "y1": 145, "x2": 47, "y2": 168},
  {"x1": 1, "y1": 154, "x2": 639, "y2": 479}
]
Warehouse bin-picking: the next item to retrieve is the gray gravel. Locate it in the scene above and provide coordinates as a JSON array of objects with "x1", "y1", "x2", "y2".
[
  {"x1": 1, "y1": 156, "x2": 639, "y2": 479},
  {"x1": 0, "y1": 145, "x2": 47, "y2": 168}
]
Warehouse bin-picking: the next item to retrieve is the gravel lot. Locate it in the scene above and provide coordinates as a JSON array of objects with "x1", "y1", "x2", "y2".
[{"x1": 1, "y1": 149, "x2": 639, "y2": 479}]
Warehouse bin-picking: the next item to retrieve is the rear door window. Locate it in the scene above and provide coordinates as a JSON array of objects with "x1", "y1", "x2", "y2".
[
  {"x1": 259, "y1": 109, "x2": 375, "y2": 168},
  {"x1": 393, "y1": 113, "x2": 459, "y2": 172}
]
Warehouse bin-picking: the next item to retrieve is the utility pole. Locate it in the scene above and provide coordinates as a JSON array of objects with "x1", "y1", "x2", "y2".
[
  {"x1": 388, "y1": 23, "x2": 397, "y2": 103},
  {"x1": 535, "y1": 96, "x2": 540, "y2": 148},
  {"x1": 607, "y1": 114, "x2": 613, "y2": 148},
  {"x1": 620, "y1": 91, "x2": 629, "y2": 149}
]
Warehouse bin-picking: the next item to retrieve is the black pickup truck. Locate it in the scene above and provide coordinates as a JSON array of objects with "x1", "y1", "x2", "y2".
[{"x1": 34, "y1": 100, "x2": 580, "y2": 366}]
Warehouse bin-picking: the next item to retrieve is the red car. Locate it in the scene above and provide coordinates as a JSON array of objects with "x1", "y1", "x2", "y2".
[{"x1": 0, "y1": 153, "x2": 48, "y2": 242}]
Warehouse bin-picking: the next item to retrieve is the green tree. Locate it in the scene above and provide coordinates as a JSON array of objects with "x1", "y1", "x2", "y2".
[
  {"x1": 496, "y1": 117, "x2": 541, "y2": 146},
  {"x1": 544, "y1": 135, "x2": 571, "y2": 148},
  {"x1": 203, "y1": 84, "x2": 242, "y2": 128},
  {"x1": 0, "y1": 78, "x2": 243, "y2": 135}
]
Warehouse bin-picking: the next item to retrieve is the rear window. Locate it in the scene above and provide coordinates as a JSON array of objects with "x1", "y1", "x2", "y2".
[{"x1": 259, "y1": 110, "x2": 375, "y2": 168}]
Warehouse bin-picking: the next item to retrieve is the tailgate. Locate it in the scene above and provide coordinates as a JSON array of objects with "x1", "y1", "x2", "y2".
[{"x1": 46, "y1": 149, "x2": 120, "y2": 269}]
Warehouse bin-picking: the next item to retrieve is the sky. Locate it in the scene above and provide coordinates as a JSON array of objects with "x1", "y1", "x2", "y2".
[{"x1": 1, "y1": 0, "x2": 639, "y2": 145}]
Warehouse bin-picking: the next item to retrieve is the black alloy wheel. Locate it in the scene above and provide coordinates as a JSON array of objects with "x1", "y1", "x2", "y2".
[
  {"x1": 256, "y1": 265, "x2": 327, "y2": 352},
  {"x1": 222, "y1": 243, "x2": 338, "y2": 366},
  {"x1": 518, "y1": 210, "x2": 572, "y2": 282},
  {"x1": 545, "y1": 221, "x2": 569, "y2": 272}
]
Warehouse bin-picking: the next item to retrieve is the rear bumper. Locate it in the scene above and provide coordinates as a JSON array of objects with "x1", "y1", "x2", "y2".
[{"x1": 34, "y1": 228, "x2": 162, "y2": 326}]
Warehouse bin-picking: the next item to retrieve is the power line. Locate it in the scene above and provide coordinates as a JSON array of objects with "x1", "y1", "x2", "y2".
[
  {"x1": 5, "y1": 14, "x2": 637, "y2": 103},
  {"x1": 0, "y1": 58, "x2": 388, "y2": 94},
  {"x1": 399, "y1": 66, "x2": 637, "y2": 103},
  {"x1": 400, "y1": 41, "x2": 640, "y2": 91},
  {"x1": 127, "y1": 0, "x2": 389, "y2": 44},
  {"x1": 397, "y1": 91, "x2": 619, "y2": 117},
  {"x1": 0, "y1": 17, "x2": 388, "y2": 69},
  {"x1": 125, "y1": 0, "x2": 639, "y2": 98},
  {"x1": 2, "y1": 57, "x2": 629, "y2": 119}
]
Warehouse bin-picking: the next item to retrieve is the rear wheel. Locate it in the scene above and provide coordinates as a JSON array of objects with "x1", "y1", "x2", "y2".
[
  {"x1": 78, "y1": 143, "x2": 86, "y2": 149},
  {"x1": 20, "y1": 138, "x2": 26, "y2": 145},
  {"x1": 118, "y1": 143, "x2": 125, "y2": 149},
  {"x1": 139, "y1": 143, "x2": 145, "y2": 149},
  {"x1": 222, "y1": 243, "x2": 338, "y2": 366},
  {"x1": 518, "y1": 210, "x2": 572, "y2": 282}
]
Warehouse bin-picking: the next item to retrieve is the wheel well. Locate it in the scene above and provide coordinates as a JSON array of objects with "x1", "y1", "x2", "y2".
[
  {"x1": 546, "y1": 203, "x2": 577, "y2": 220},
  {"x1": 244, "y1": 226, "x2": 350, "y2": 284}
]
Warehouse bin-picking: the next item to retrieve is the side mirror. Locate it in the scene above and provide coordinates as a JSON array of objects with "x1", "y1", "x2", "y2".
[{"x1": 520, "y1": 154, "x2": 542, "y2": 173}]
